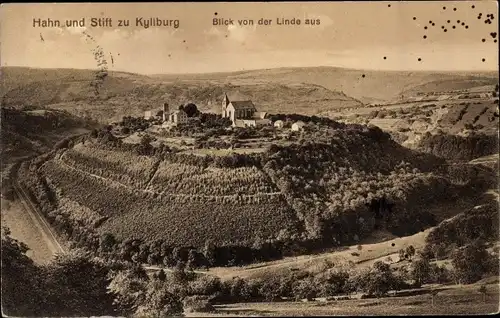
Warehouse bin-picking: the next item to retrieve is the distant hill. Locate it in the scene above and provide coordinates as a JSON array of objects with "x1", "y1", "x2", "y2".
[
  {"x1": 153, "y1": 67, "x2": 499, "y2": 104},
  {"x1": 400, "y1": 79, "x2": 497, "y2": 97},
  {"x1": 3, "y1": 66, "x2": 497, "y2": 124},
  {"x1": 0, "y1": 67, "x2": 362, "y2": 123}
]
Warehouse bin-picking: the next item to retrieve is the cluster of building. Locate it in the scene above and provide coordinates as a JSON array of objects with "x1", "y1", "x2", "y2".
[
  {"x1": 144, "y1": 93, "x2": 306, "y2": 131},
  {"x1": 144, "y1": 103, "x2": 189, "y2": 128}
]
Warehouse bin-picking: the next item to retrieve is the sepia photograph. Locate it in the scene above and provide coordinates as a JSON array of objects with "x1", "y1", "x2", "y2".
[{"x1": 1, "y1": 1, "x2": 499, "y2": 316}]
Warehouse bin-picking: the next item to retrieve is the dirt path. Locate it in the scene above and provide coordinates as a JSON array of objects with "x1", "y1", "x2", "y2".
[
  {"x1": 14, "y1": 182, "x2": 66, "y2": 254},
  {"x1": 1, "y1": 197, "x2": 55, "y2": 264},
  {"x1": 1, "y1": 183, "x2": 66, "y2": 264}
]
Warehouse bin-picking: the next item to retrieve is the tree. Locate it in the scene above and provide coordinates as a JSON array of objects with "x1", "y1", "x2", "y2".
[
  {"x1": 358, "y1": 261, "x2": 397, "y2": 297},
  {"x1": 157, "y1": 269, "x2": 167, "y2": 282},
  {"x1": 130, "y1": 263, "x2": 149, "y2": 281},
  {"x1": 451, "y1": 242, "x2": 492, "y2": 284},
  {"x1": 99, "y1": 233, "x2": 116, "y2": 253},
  {"x1": 173, "y1": 261, "x2": 188, "y2": 284},
  {"x1": 140, "y1": 134, "x2": 153, "y2": 146},
  {"x1": 1, "y1": 227, "x2": 45, "y2": 316},
  {"x1": 187, "y1": 249, "x2": 201, "y2": 269},
  {"x1": 108, "y1": 269, "x2": 148, "y2": 316},
  {"x1": 431, "y1": 243, "x2": 447, "y2": 261},
  {"x1": 478, "y1": 285, "x2": 487, "y2": 302},
  {"x1": 138, "y1": 134, "x2": 154, "y2": 155},
  {"x1": 202, "y1": 240, "x2": 217, "y2": 267},
  {"x1": 43, "y1": 251, "x2": 117, "y2": 316},
  {"x1": 188, "y1": 275, "x2": 222, "y2": 297},
  {"x1": 406, "y1": 245, "x2": 416, "y2": 261},
  {"x1": 163, "y1": 254, "x2": 175, "y2": 267},
  {"x1": 373, "y1": 260, "x2": 390, "y2": 273},
  {"x1": 135, "y1": 280, "x2": 183, "y2": 317},
  {"x1": 172, "y1": 247, "x2": 182, "y2": 263},
  {"x1": 184, "y1": 103, "x2": 200, "y2": 117},
  {"x1": 292, "y1": 276, "x2": 318, "y2": 301},
  {"x1": 227, "y1": 277, "x2": 252, "y2": 301},
  {"x1": 430, "y1": 288, "x2": 439, "y2": 306},
  {"x1": 410, "y1": 255, "x2": 431, "y2": 287},
  {"x1": 428, "y1": 263, "x2": 451, "y2": 284},
  {"x1": 398, "y1": 249, "x2": 407, "y2": 261},
  {"x1": 321, "y1": 270, "x2": 349, "y2": 296}
]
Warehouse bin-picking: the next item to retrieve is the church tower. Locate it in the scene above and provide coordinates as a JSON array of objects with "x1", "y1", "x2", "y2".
[
  {"x1": 222, "y1": 93, "x2": 230, "y2": 117},
  {"x1": 162, "y1": 102, "x2": 169, "y2": 122}
]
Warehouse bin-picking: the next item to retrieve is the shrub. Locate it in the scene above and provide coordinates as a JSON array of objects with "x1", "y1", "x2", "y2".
[
  {"x1": 134, "y1": 282, "x2": 183, "y2": 318},
  {"x1": 428, "y1": 264, "x2": 452, "y2": 284},
  {"x1": 188, "y1": 275, "x2": 222, "y2": 297},
  {"x1": 292, "y1": 276, "x2": 318, "y2": 301},
  {"x1": 183, "y1": 295, "x2": 215, "y2": 313},
  {"x1": 318, "y1": 270, "x2": 349, "y2": 296}
]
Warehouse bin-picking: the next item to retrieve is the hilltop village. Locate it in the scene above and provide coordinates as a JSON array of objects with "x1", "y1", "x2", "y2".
[
  {"x1": 144, "y1": 93, "x2": 303, "y2": 131},
  {"x1": 109, "y1": 92, "x2": 315, "y2": 156}
]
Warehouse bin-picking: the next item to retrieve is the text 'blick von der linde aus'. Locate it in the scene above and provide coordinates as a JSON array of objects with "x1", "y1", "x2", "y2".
[{"x1": 213, "y1": 17, "x2": 321, "y2": 26}]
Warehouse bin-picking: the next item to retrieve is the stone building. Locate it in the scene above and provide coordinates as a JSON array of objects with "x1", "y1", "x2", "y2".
[{"x1": 221, "y1": 93, "x2": 270, "y2": 127}]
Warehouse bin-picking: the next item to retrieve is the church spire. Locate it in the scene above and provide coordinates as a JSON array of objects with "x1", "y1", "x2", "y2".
[{"x1": 222, "y1": 93, "x2": 230, "y2": 117}]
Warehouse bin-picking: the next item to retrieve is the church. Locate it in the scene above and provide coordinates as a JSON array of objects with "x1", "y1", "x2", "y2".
[{"x1": 221, "y1": 93, "x2": 270, "y2": 127}]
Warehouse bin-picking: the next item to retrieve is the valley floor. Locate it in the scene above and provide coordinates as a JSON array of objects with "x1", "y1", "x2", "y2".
[
  {"x1": 186, "y1": 281, "x2": 500, "y2": 316},
  {"x1": 206, "y1": 229, "x2": 429, "y2": 280}
]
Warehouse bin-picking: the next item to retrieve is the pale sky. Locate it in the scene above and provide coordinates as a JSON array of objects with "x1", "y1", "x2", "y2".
[{"x1": 1, "y1": 1, "x2": 498, "y2": 74}]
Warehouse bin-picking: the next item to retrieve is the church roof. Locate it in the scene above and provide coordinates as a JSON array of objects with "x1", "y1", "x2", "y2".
[
  {"x1": 225, "y1": 92, "x2": 248, "y2": 101},
  {"x1": 230, "y1": 100, "x2": 256, "y2": 110}
]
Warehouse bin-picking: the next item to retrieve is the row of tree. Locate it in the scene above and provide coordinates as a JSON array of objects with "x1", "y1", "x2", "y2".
[{"x1": 417, "y1": 131, "x2": 499, "y2": 161}]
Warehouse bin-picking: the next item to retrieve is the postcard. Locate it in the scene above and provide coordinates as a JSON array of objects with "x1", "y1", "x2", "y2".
[{"x1": 1, "y1": 2, "x2": 498, "y2": 317}]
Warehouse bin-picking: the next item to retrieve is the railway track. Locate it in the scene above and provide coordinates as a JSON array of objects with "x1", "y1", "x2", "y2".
[{"x1": 13, "y1": 181, "x2": 66, "y2": 255}]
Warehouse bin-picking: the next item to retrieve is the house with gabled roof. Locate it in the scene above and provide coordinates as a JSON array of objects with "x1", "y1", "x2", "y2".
[{"x1": 160, "y1": 102, "x2": 188, "y2": 128}]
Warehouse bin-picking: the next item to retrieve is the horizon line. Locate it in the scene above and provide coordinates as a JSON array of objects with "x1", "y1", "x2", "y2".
[{"x1": 1, "y1": 64, "x2": 499, "y2": 76}]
